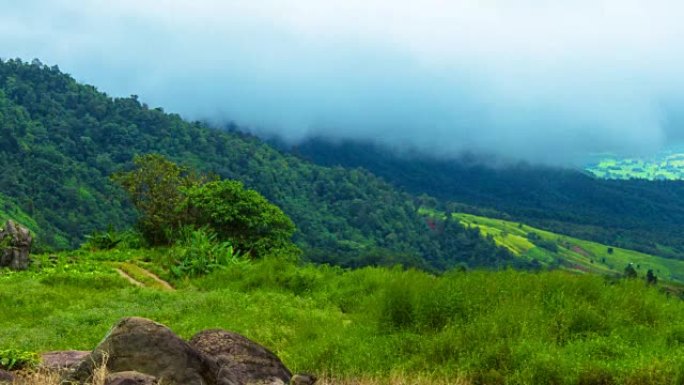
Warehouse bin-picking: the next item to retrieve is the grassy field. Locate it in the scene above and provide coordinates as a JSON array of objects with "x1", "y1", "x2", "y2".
[{"x1": 4, "y1": 247, "x2": 684, "y2": 384}]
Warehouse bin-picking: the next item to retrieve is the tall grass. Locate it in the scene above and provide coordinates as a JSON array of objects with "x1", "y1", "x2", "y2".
[{"x1": 3, "y1": 252, "x2": 684, "y2": 384}]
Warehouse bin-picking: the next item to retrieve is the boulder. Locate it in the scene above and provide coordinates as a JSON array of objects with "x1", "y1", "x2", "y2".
[
  {"x1": 0, "y1": 369, "x2": 14, "y2": 384},
  {"x1": 105, "y1": 371, "x2": 158, "y2": 385},
  {"x1": 69, "y1": 317, "x2": 221, "y2": 385},
  {"x1": 40, "y1": 350, "x2": 90, "y2": 372},
  {"x1": 291, "y1": 373, "x2": 317, "y2": 385},
  {"x1": 0, "y1": 220, "x2": 32, "y2": 270},
  {"x1": 189, "y1": 329, "x2": 295, "y2": 385}
]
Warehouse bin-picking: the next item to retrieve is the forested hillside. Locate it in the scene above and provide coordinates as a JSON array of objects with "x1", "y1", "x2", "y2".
[
  {"x1": 294, "y1": 138, "x2": 684, "y2": 259},
  {"x1": 0, "y1": 59, "x2": 517, "y2": 270}
]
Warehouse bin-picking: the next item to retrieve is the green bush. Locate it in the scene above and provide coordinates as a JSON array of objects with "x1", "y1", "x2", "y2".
[
  {"x1": 169, "y1": 227, "x2": 246, "y2": 277},
  {"x1": 379, "y1": 273, "x2": 416, "y2": 330},
  {"x1": 113, "y1": 154, "x2": 299, "y2": 258},
  {"x1": 0, "y1": 349, "x2": 39, "y2": 370},
  {"x1": 83, "y1": 228, "x2": 145, "y2": 251}
]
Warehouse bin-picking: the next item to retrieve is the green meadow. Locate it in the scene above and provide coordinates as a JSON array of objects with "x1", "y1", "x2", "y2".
[{"x1": 4, "y1": 247, "x2": 684, "y2": 384}]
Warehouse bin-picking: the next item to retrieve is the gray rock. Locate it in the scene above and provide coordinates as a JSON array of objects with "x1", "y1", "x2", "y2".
[
  {"x1": 291, "y1": 373, "x2": 317, "y2": 385},
  {"x1": 0, "y1": 369, "x2": 14, "y2": 384},
  {"x1": 189, "y1": 329, "x2": 293, "y2": 385},
  {"x1": 69, "y1": 317, "x2": 220, "y2": 385},
  {"x1": 0, "y1": 220, "x2": 32, "y2": 270},
  {"x1": 40, "y1": 350, "x2": 90, "y2": 371},
  {"x1": 105, "y1": 371, "x2": 158, "y2": 385}
]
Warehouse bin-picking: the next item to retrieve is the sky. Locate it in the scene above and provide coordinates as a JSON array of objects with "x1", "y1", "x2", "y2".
[{"x1": 2, "y1": 0, "x2": 684, "y2": 165}]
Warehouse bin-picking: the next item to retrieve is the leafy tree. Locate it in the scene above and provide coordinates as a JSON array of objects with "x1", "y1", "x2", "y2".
[
  {"x1": 111, "y1": 154, "x2": 202, "y2": 245},
  {"x1": 183, "y1": 180, "x2": 297, "y2": 257}
]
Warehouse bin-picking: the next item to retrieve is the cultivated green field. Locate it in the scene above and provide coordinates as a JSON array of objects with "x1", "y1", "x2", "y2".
[
  {"x1": 586, "y1": 152, "x2": 684, "y2": 180},
  {"x1": 455, "y1": 212, "x2": 684, "y2": 284}
]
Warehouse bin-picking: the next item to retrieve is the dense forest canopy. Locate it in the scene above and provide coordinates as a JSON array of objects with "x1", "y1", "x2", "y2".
[
  {"x1": 293, "y1": 138, "x2": 684, "y2": 259},
  {"x1": 0, "y1": 58, "x2": 521, "y2": 271}
]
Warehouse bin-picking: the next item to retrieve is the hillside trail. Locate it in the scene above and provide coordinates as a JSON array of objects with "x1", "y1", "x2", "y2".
[{"x1": 114, "y1": 265, "x2": 175, "y2": 291}]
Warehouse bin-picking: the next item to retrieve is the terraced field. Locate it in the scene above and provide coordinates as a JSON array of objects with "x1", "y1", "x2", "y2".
[{"x1": 454, "y1": 212, "x2": 684, "y2": 284}]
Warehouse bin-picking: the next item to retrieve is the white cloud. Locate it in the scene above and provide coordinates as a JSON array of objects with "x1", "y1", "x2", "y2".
[{"x1": 2, "y1": 0, "x2": 684, "y2": 164}]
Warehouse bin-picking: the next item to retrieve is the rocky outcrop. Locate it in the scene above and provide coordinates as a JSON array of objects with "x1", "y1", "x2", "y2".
[
  {"x1": 40, "y1": 350, "x2": 90, "y2": 372},
  {"x1": 67, "y1": 317, "x2": 316, "y2": 385},
  {"x1": 190, "y1": 329, "x2": 292, "y2": 385},
  {"x1": 291, "y1": 373, "x2": 317, "y2": 385},
  {"x1": 69, "y1": 317, "x2": 220, "y2": 385},
  {"x1": 105, "y1": 371, "x2": 158, "y2": 385},
  {"x1": 0, "y1": 220, "x2": 32, "y2": 270}
]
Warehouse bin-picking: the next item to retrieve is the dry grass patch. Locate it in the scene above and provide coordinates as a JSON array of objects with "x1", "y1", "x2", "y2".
[{"x1": 317, "y1": 374, "x2": 470, "y2": 385}]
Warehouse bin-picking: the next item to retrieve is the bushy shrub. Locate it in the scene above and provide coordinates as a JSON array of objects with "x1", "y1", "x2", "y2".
[
  {"x1": 83, "y1": 228, "x2": 145, "y2": 251},
  {"x1": 169, "y1": 227, "x2": 246, "y2": 277},
  {"x1": 183, "y1": 180, "x2": 297, "y2": 258},
  {"x1": 379, "y1": 274, "x2": 415, "y2": 330},
  {"x1": 0, "y1": 349, "x2": 39, "y2": 370}
]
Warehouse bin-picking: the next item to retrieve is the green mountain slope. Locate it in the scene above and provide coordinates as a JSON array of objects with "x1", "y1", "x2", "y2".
[
  {"x1": 453, "y1": 212, "x2": 684, "y2": 283},
  {"x1": 0, "y1": 193, "x2": 39, "y2": 235},
  {"x1": 293, "y1": 138, "x2": 684, "y2": 259},
  {"x1": 0, "y1": 58, "x2": 515, "y2": 270}
]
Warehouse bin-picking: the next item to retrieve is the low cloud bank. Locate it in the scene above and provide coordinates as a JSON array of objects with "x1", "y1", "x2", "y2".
[{"x1": 3, "y1": 1, "x2": 683, "y2": 165}]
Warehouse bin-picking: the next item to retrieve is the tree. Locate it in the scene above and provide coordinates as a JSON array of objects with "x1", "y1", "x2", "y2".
[
  {"x1": 114, "y1": 155, "x2": 297, "y2": 257},
  {"x1": 111, "y1": 154, "x2": 202, "y2": 245},
  {"x1": 624, "y1": 263, "x2": 637, "y2": 279},
  {"x1": 183, "y1": 180, "x2": 297, "y2": 257}
]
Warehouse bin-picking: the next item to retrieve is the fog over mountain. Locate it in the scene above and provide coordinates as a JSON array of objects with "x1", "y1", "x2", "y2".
[{"x1": 2, "y1": 0, "x2": 684, "y2": 165}]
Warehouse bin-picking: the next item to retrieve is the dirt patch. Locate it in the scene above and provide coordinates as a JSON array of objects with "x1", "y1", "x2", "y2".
[
  {"x1": 136, "y1": 267, "x2": 174, "y2": 291},
  {"x1": 571, "y1": 245, "x2": 591, "y2": 257},
  {"x1": 115, "y1": 263, "x2": 175, "y2": 291},
  {"x1": 115, "y1": 268, "x2": 144, "y2": 287}
]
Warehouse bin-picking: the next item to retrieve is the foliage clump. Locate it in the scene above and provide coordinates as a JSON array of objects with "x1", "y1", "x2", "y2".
[
  {"x1": 113, "y1": 154, "x2": 297, "y2": 258},
  {"x1": 0, "y1": 349, "x2": 39, "y2": 371},
  {"x1": 169, "y1": 227, "x2": 247, "y2": 277},
  {"x1": 183, "y1": 180, "x2": 297, "y2": 257}
]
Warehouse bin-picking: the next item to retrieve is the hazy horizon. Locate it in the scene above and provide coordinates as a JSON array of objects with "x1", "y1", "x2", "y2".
[{"x1": 3, "y1": 0, "x2": 684, "y2": 165}]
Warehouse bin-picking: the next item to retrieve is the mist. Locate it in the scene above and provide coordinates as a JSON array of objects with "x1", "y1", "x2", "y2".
[{"x1": 2, "y1": 0, "x2": 684, "y2": 165}]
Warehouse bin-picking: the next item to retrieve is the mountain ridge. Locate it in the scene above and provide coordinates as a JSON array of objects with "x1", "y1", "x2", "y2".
[{"x1": 0, "y1": 58, "x2": 516, "y2": 270}]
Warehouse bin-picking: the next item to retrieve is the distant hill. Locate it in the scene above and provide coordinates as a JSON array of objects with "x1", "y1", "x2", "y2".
[
  {"x1": 293, "y1": 138, "x2": 684, "y2": 259},
  {"x1": 0, "y1": 58, "x2": 518, "y2": 270}
]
